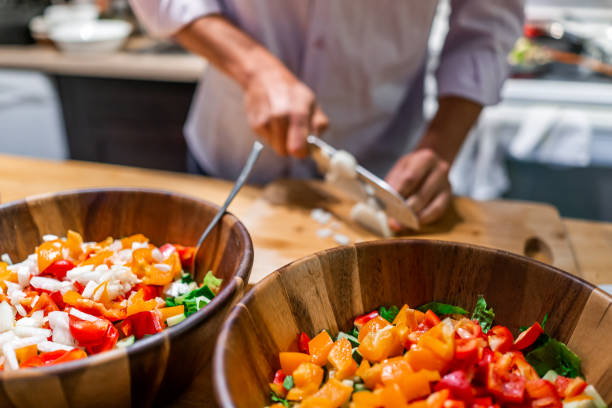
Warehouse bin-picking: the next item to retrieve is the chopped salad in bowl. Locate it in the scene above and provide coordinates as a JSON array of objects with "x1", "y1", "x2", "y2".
[
  {"x1": 266, "y1": 297, "x2": 607, "y2": 408},
  {"x1": 0, "y1": 230, "x2": 221, "y2": 370}
]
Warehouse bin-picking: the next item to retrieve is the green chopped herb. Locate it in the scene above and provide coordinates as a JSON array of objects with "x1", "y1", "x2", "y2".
[
  {"x1": 350, "y1": 327, "x2": 360, "y2": 339},
  {"x1": 283, "y1": 375, "x2": 294, "y2": 390},
  {"x1": 337, "y1": 331, "x2": 360, "y2": 347},
  {"x1": 526, "y1": 338, "x2": 582, "y2": 378},
  {"x1": 352, "y1": 348, "x2": 363, "y2": 365},
  {"x1": 417, "y1": 302, "x2": 468, "y2": 316},
  {"x1": 379, "y1": 305, "x2": 400, "y2": 323},
  {"x1": 180, "y1": 272, "x2": 194, "y2": 284},
  {"x1": 165, "y1": 284, "x2": 216, "y2": 315},
  {"x1": 354, "y1": 383, "x2": 367, "y2": 392},
  {"x1": 203, "y1": 271, "x2": 222, "y2": 293},
  {"x1": 471, "y1": 295, "x2": 495, "y2": 334},
  {"x1": 270, "y1": 393, "x2": 290, "y2": 408},
  {"x1": 541, "y1": 313, "x2": 548, "y2": 329}
]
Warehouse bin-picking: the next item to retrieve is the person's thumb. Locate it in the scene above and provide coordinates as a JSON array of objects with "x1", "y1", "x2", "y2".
[{"x1": 310, "y1": 105, "x2": 329, "y2": 136}]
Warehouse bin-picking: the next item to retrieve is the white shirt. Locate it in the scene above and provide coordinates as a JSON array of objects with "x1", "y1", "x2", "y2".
[{"x1": 130, "y1": 0, "x2": 524, "y2": 183}]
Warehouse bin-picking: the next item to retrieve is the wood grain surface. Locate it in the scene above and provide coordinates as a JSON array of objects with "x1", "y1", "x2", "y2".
[
  {"x1": 0, "y1": 189, "x2": 253, "y2": 408},
  {"x1": 214, "y1": 240, "x2": 612, "y2": 408}
]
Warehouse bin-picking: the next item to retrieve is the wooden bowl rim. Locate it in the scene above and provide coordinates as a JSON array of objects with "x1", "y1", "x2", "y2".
[
  {"x1": 212, "y1": 238, "x2": 611, "y2": 406},
  {"x1": 0, "y1": 187, "x2": 254, "y2": 380}
]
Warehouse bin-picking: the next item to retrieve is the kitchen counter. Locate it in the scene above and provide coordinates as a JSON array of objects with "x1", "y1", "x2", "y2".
[
  {"x1": 0, "y1": 153, "x2": 610, "y2": 287},
  {"x1": 0, "y1": 37, "x2": 205, "y2": 82}
]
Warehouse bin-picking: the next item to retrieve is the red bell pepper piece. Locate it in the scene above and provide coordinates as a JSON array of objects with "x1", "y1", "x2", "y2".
[
  {"x1": 69, "y1": 313, "x2": 118, "y2": 353},
  {"x1": 424, "y1": 309, "x2": 441, "y2": 328},
  {"x1": 487, "y1": 359, "x2": 526, "y2": 403},
  {"x1": 130, "y1": 284, "x2": 160, "y2": 301},
  {"x1": 21, "y1": 348, "x2": 87, "y2": 368},
  {"x1": 298, "y1": 332, "x2": 310, "y2": 354},
  {"x1": 455, "y1": 338, "x2": 480, "y2": 363},
  {"x1": 122, "y1": 310, "x2": 164, "y2": 339},
  {"x1": 174, "y1": 244, "x2": 196, "y2": 268},
  {"x1": 514, "y1": 322, "x2": 544, "y2": 350},
  {"x1": 86, "y1": 323, "x2": 119, "y2": 354},
  {"x1": 31, "y1": 293, "x2": 59, "y2": 314},
  {"x1": 354, "y1": 310, "x2": 379, "y2": 328},
  {"x1": 49, "y1": 291, "x2": 66, "y2": 309},
  {"x1": 159, "y1": 243, "x2": 195, "y2": 267},
  {"x1": 73, "y1": 281, "x2": 86, "y2": 294},
  {"x1": 272, "y1": 369, "x2": 286, "y2": 385},
  {"x1": 455, "y1": 319, "x2": 483, "y2": 339},
  {"x1": 526, "y1": 379, "x2": 562, "y2": 408},
  {"x1": 41, "y1": 259, "x2": 75, "y2": 280},
  {"x1": 444, "y1": 400, "x2": 466, "y2": 408},
  {"x1": 555, "y1": 376, "x2": 587, "y2": 399},
  {"x1": 488, "y1": 325, "x2": 513, "y2": 353},
  {"x1": 435, "y1": 370, "x2": 474, "y2": 400}
]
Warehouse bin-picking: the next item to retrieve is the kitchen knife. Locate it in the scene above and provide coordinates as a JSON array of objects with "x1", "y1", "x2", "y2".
[{"x1": 307, "y1": 135, "x2": 420, "y2": 230}]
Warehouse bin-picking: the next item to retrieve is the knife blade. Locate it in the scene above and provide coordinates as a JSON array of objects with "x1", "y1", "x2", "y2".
[{"x1": 307, "y1": 135, "x2": 420, "y2": 230}]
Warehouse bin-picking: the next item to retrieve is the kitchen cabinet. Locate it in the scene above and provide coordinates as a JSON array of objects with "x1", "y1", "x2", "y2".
[{"x1": 57, "y1": 75, "x2": 196, "y2": 172}]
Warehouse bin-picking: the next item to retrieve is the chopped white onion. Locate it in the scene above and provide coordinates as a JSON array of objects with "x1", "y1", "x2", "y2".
[
  {"x1": 2, "y1": 343, "x2": 18, "y2": 370},
  {"x1": 69, "y1": 308, "x2": 98, "y2": 322},
  {"x1": 0, "y1": 302, "x2": 15, "y2": 332},
  {"x1": 151, "y1": 248, "x2": 163, "y2": 262},
  {"x1": 14, "y1": 326, "x2": 51, "y2": 338},
  {"x1": 333, "y1": 234, "x2": 351, "y2": 246},
  {"x1": 81, "y1": 281, "x2": 98, "y2": 299},
  {"x1": 42, "y1": 234, "x2": 58, "y2": 242},
  {"x1": 48, "y1": 311, "x2": 76, "y2": 346},
  {"x1": 15, "y1": 305, "x2": 27, "y2": 317},
  {"x1": 37, "y1": 341, "x2": 73, "y2": 353},
  {"x1": 30, "y1": 276, "x2": 63, "y2": 293},
  {"x1": 153, "y1": 263, "x2": 171, "y2": 272}
]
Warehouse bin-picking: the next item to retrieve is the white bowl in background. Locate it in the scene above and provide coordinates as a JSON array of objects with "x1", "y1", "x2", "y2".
[{"x1": 49, "y1": 20, "x2": 132, "y2": 54}]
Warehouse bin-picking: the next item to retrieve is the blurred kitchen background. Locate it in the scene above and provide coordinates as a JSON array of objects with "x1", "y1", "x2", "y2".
[{"x1": 1, "y1": 0, "x2": 612, "y2": 221}]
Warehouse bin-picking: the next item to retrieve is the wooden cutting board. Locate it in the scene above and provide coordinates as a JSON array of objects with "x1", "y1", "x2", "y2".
[{"x1": 241, "y1": 180, "x2": 578, "y2": 282}]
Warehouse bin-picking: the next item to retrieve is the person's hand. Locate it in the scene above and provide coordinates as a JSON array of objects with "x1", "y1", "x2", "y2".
[
  {"x1": 244, "y1": 66, "x2": 328, "y2": 158},
  {"x1": 385, "y1": 148, "x2": 452, "y2": 226}
]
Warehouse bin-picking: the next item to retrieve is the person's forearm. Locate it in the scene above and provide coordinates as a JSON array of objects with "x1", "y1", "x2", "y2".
[
  {"x1": 416, "y1": 96, "x2": 483, "y2": 164},
  {"x1": 174, "y1": 14, "x2": 285, "y2": 89}
]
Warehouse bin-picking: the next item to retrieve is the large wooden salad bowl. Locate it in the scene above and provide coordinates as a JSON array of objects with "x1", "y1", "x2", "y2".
[
  {"x1": 0, "y1": 189, "x2": 253, "y2": 407},
  {"x1": 214, "y1": 239, "x2": 612, "y2": 407}
]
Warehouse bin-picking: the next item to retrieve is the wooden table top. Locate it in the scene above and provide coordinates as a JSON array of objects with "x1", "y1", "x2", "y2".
[
  {"x1": 0, "y1": 153, "x2": 610, "y2": 288},
  {"x1": 0, "y1": 37, "x2": 204, "y2": 83}
]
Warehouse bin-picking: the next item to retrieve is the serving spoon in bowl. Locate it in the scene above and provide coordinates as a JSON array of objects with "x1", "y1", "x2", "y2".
[{"x1": 189, "y1": 140, "x2": 264, "y2": 275}]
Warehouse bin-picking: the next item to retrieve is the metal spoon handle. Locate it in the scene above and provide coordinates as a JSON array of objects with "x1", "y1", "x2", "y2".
[{"x1": 194, "y1": 140, "x2": 264, "y2": 254}]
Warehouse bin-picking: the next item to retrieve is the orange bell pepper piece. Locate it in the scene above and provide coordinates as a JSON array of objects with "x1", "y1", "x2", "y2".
[
  {"x1": 15, "y1": 344, "x2": 38, "y2": 365},
  {"x1": 358, "y1": 316, "x2": 390, "y2": 342},
  {"x1": 358, "y1": 326, "x2": 403, "y2": 362},
  {"x1": 427, "y1": 389, "x2": 450, "y2": 408},
  {"x1": 65, "y1": 230, "x2": 83, "y2": 259},
  {"x1": 352, "y1": 390, "x2": 382, "y2": 408},
  {"x1": 159, "y1": 305, "x2": 185, "y2": 321},
  {"x1": 395, "y1": 370, "x2": 441, "y2": 402},
  {"x1": 126, "y1": 289, "x2": 158, "y2": 316},
  {"x1": 362, "y1": 362, "x2": 383, "y2": 389},
  {"x1": 36, "y1": 240, "x2": 64, "y2": 273},
  {"x1": 81, "y1": 250, "x2": 113, "y2": 267},
  {"x1": 356, "y1": 359, "x2": 371, "y2": 379},
  {"x1": 293, "y1": 362, "x2": 324, "y2": 389},
  {"x1": 379, "y1": 383, "x2": 409, "y2": 408},
  {"x1": 300, "y1": 397, "x2": 334, "y2": 408},
  {"x1": 327, "y1": 338, "x2": 357, "y2": 380},
  {"x1": 302, "y1": 378, "x2": 352, "y2": 408},
  {"x1": 406, "y1": 344, "x2": 447, "y2": 372},
  {"x1": 279, "y1": 352, "x2": 311, "y2": 375},
  {"x1": 380, "y1": 356, "x2": 413, "y2": 385},
  {"x1": 120, "y1": 234, "x2": 149, "y2": 249},
  {"x1": 308, "y1": 331, "x2": 334, "y2": 366},
  {"x1": 287, "y1": 385, "x2": 319, "y2": 401},
  {"x1": 393, "y1": 305, "x2": 418, "y2": 330},
  {"x1": 0, "y1": 262, "x2": 17, "y2": 291}
]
